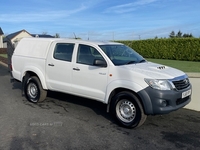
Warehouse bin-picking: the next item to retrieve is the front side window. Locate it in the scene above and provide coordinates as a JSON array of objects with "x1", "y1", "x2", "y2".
[
  {"x1": 54, "y1": 43, "x2": 74, "y2": 62},
  {"x1": 99, "y1": 44, "x2": 146, "y2": 66},
  {"x1": 77, "y1": 44, "x2": 105, "y2": 66}
]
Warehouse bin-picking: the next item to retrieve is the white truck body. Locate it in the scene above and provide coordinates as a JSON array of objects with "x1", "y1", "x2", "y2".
[{"x1": 11, "y1": 38, "x2": 192, "y2": 128}]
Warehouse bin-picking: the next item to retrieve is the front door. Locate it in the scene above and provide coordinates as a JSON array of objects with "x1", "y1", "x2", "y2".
[{"x1": 71, "y1": 44, "x2": 108, "y2": 101}]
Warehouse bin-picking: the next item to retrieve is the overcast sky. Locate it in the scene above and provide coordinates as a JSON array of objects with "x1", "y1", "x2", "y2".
[{"x1": 0, "y1": 0, "x2": 200, "y2": 40}]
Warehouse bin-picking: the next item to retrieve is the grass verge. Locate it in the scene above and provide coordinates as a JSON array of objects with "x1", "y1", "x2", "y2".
[
  {"x1": 0, "y1": 54, "x2": 7, "y2": 58},
  {"x1": 147, "y1": 58, "x2": 200, "y2": 73}
]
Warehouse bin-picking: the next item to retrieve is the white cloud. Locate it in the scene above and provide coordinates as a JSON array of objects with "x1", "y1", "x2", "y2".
[
  {"x1": 105, "y1": 0, "x2": 158, "y2": 13},
  {"x1": 0, "y1": 5, "x2": 87, "y2": 23}
]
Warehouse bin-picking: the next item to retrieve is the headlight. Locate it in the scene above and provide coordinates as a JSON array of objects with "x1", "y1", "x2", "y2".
[{"x1": 144, "y1": 79, "x2": 172, "y2": 90}]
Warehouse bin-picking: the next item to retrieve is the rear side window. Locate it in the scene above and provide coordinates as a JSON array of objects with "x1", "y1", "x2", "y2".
[{"x1": 54, "y1": 43, "x2": 74, "y2": 62}]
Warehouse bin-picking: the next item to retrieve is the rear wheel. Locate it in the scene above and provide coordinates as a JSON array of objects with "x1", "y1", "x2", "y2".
[
  {"x1": 24, "y1": 76, "x2": 47, "y2": 103},
  {"x1": 111, "y1": 91, "x2": 147, "y2": 128}
]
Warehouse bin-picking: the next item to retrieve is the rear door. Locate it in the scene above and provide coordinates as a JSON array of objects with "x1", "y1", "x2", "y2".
[
  {"x1": 71, "y1": 44, "x2": 109, "y2": 101},
  {"x1": 46, "y1": 42, "x2": 75, "y2": 93}
]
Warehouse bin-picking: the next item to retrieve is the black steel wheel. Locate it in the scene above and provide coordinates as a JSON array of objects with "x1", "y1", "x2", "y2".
[
  {"x1": 24, "y1": 76, "x2": 47, "y2": 103},
  {"x1": 111, "y1": 91, "x2": 147, "y2": 128}
]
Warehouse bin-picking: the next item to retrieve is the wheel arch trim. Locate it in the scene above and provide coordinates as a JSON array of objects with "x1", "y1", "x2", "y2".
[
  {"x1": 105, "y1": 81, "x2": 153, "y2": 114},
  {"x1": 21, "y1": 67, "x2": 47, "y2": 89}
]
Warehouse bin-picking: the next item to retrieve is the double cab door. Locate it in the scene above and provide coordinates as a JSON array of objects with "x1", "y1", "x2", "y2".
[{"x1": 46, "y1": 42, "x2": 108, "y2": 101}]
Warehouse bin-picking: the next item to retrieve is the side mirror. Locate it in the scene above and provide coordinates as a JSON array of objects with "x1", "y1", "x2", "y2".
[{"x1": 93, "y1": 59, "x2": 107, "y2": 67}]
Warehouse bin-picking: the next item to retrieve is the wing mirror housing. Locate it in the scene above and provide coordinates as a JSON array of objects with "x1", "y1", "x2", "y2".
[{"x1": 93, "y1": 59, "x2": 107, "y2": 67}]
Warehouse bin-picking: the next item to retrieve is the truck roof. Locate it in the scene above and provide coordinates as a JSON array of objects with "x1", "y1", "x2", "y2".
[
  {"x1": 13, "y1": 38, "x2": 123, "y2": 59},
  {"x1": 18, "y1": 37, "x2": 122, "y2": 45}
]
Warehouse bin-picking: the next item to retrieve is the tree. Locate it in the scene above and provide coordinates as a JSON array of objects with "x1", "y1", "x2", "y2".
[
  {"x1": 182, "y1": 33, "x2": 193, "y2": 38},
  {"x1": 169, "y1": 30, "x2": 194, "y2": 38},
  {"x1": 176, "y1": 30, "x2": 182, "y2": 38},
  {"x1": 169, "y1": 31, "x2": 175, "y2": 38},
  {"x1": 189, "y1": 33, "x2": 193, "y2": 38},
  {"x1": 183, "y1": 33, "x2": 188, "y2": 38},
  {"x1": 55, "y1": 33, "x2": 60, "y2": 38}
]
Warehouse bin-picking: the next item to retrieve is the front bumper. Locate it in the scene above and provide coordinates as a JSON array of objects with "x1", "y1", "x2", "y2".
[{"x1": 138, "y1": 85, "x2": 192, "y2": 115}]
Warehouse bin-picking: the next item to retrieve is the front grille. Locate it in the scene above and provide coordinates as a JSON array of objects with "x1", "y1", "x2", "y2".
[
  {"x1": 172, "y1": 78, "x2": 190, "y2": 90},
  {"x1": 176, "y1": 96, "x2": 190, "y2": 105}
]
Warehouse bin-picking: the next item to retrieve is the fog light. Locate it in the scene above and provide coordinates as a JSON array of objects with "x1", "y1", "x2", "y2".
[{"x1": 161, "y1": 100, "x2": 167, "y2": 107}]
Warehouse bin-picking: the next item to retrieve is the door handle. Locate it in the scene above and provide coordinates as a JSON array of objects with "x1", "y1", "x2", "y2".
[
  {"x1": 73, "y1": 68, "x2": 80, "y2": 71},
  {"x1": 48, "y1": 63, "x2": 54, "y2": 66}
]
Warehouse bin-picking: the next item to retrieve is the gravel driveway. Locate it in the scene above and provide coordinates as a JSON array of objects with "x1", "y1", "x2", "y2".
[{"x1": 0, "y1": 63, "x2": 200, "y2": 150}]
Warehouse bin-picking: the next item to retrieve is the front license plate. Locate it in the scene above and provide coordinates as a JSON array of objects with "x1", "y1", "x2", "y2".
[{"x1": 182, "y1": 89, "x2": 191, "y2": 98}]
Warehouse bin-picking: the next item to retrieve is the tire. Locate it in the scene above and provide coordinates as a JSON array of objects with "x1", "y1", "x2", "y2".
[
  {"x1": 111, "y1": 91, "x2": 147, "y2": 128},
  {"x1": 24, "y1": 76, "x2": 47, "y2": 103}
]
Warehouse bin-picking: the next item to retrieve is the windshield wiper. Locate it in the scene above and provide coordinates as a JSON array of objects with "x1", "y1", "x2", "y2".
[
  {"x1": 125, "y1": 61, "x2": 136, "y2": 65},
  {"x1": 139, "y1": 59, "x2": 146, "y2": 63}
]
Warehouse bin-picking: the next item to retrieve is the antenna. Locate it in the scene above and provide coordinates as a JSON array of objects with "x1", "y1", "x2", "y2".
[{"x1": 73, "y1": 32, "x2": 77, "y2": 39}]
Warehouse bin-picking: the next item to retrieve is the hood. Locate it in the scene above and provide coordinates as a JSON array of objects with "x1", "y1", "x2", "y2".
[{"x1": 121, "y1": 62, "x2": 185, "y2": 79}]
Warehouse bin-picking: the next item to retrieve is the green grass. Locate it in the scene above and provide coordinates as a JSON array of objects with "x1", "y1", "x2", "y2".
[
  {"x1": 0, "y1": 54, "x2": 7, "y2": 58},
  {"x1": 147, "y1": 58, "x2": 200, "y2": 72}
]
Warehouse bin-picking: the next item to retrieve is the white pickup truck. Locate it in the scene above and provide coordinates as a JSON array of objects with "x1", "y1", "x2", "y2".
[{"x1": 11, "y1": 38, "x2": 192, "y2": 128}]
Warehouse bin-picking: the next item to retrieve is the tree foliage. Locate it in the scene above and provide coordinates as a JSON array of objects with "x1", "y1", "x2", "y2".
[
  {"x1": 55, "y1": 33, "x2": 60, "y2": 38},
  {"x1": 169, "y1": 31, "x2": 175, "y2": 38},
  {"x1": 176, "y1": 30, "x2": 182, "y2": 38},
  {"x1": 169, "y1": 30, "x2": 193, "y2": 38}
]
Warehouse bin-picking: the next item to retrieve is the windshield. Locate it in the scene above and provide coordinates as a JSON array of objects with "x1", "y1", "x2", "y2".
[{"x1": 99, "y1": 44, "x2": 146, "y2": 66}]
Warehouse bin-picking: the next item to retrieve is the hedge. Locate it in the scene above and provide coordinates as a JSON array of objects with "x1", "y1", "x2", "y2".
[{"x1": 116, "y1": 38, "x2": 200, "y2": 61}]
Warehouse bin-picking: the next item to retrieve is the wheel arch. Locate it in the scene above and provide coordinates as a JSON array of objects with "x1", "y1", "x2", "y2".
[
  {"x1": 106, "y1": 87, "x2": 145, "y2": 113},
  {"x1": 21, "y1": 68, "x2": 47, "y2": 90}
]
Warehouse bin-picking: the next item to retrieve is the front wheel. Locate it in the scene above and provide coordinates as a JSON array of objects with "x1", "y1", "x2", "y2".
[
  {"x1": 24, "y1": 76, "x2": 47, "y2": 103},
  {"x1": 111, "y1": 91, "x2": 147, "y2": 128}
]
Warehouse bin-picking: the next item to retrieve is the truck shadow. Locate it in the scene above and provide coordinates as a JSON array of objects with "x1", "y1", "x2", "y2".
[
  {"x1": 11, "y1": 80, "x2": 116, "y2": 125},
  {"x1": 0, "y1": 63, "x2": 9, "y2": 76},
  {"x1": 46, "y1": 91, "x2": 116, "y2": 124},
  {"x1": 12, "y1": 81, "x2": 22, "y2": 90}
]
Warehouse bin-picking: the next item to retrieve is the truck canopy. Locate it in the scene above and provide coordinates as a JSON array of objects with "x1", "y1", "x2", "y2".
[{"x1": 13, "y1": 38, "x2": 57, "y2": 59}]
